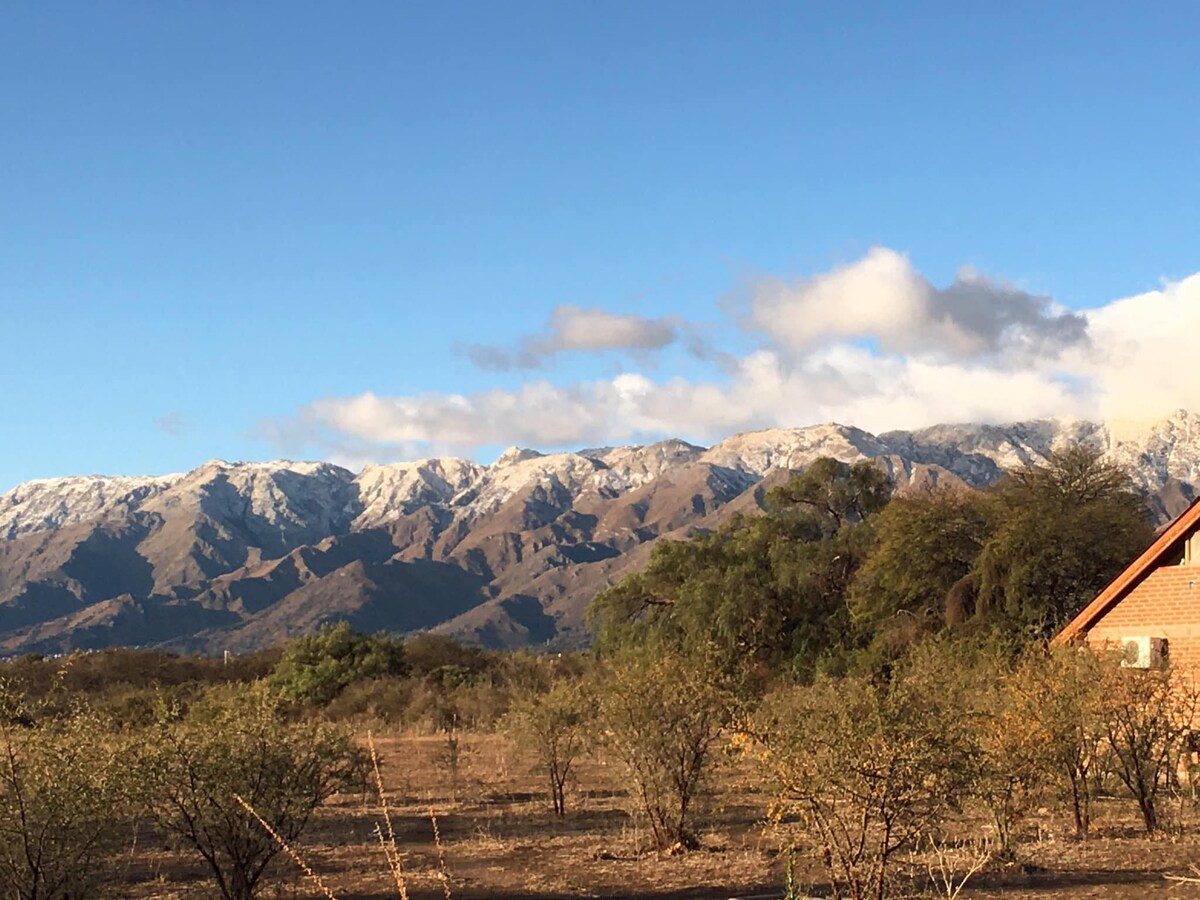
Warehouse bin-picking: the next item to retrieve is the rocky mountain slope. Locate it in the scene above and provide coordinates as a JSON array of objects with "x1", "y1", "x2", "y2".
[{"x1": 4, "y1": 411, "x2": 1200, "y2": 655}]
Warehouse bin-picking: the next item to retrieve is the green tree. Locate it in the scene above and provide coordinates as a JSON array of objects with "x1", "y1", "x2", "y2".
[
  {"x1": 142, "y1": 682, "x2": 365, "y2": 900},
  {"x1": 849, "y1": 484, "x2": 991, "y2": 637},
  {"x1": 975, "y1": 447, "x2": 1153, "y2": 635},
  {"x1": 270, "y1": 621, "x2": 406, "y2": 706},
  {"x1": 589, "y1": 458, "x2": 891, "y2": 680},
  {"x1": 764, "y1": 458, "x2": 892, "y2": 535}
]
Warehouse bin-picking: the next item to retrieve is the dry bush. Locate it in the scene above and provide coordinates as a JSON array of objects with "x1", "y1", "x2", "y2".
[
  {"x1": 140, "y1": 682, "x2": 366, "y2": 900},
  {"x1": 1098, "y1": 660, "x2": 1200, "y2": 834},
  {"x1": 593, "y1": 646, "x2": 733, "y2": 851},
  {"x1": 935, "y1": 646, "x2": 1056, "y2": 854},
  {"x1": 321, "y1": 677, "x2": 416, "y2": 726},
  {"x1": 1016, "y1": 645, "x2": 1110, "y2": 839},
  {"x1": 747, "y1": 671, "x2": 973, "y2": 900},
  {"x1": 502, "y1": 678, "x2": 592, "y2": 816},
  {"x1": 915, "y1": 834, "x2": 992, "y2": 900},
  {"x1": 0, "y1": 685, "x2": 134, "y2": 900}
]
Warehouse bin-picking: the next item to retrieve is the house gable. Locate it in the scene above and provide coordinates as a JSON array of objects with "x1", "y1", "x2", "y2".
[{"x1": 1053, "y1": 497, "x2": 1200, "y2": 668}]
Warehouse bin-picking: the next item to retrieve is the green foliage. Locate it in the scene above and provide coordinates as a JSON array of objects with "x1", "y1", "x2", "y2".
[
  {"x1": 270, "y1": 621, "x2": 406, "y2": 706},
  {"x1": 764, "y1": 457, "x2": 892, "y2": 535},
  {"x1": 0, "y1": 647, "x2": 279, "y2": 718},
  {"x1": 592, "y1": 644, "x2": 735, "y2": 850},
  {"x1": 849, "y1": 484, "x2": 991, "y2": 636},
  {"x1": 589, "y1": 458, "x2": 892, "y2": 680},
  {"x1": 141, "y1": 682, "x2": 366, "y2": 900},
  {"x1": 0, "y1": 685, "x2": 135, "y2": 900},
  {"x1": 848, "y1": 448, "x2": 1153, "y2": 661},
  {"x1": 402, "y1": 633, "x2": 488, "y2": 679},
  {"x1": 975, "y1": 446, "x2": 1154, "y2": 635}
]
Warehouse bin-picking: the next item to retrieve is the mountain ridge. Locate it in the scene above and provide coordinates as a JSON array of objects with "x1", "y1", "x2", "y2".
[{"x1": 4, "y1": 411, "x2": 1200, "y2": 655}]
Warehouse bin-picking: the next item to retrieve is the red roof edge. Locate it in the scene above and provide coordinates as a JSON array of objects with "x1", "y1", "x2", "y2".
[{"x1": 1052, "y1": 496, "x2": 1200, "y2": 645}]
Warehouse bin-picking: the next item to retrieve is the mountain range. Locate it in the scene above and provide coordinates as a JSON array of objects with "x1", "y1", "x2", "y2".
[{"x1": 5, "y1": 411, "x2": 1200, "y2": 656}]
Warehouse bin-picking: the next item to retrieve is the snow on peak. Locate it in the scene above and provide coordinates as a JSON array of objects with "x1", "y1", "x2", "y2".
[
  {"x1": 493, "y1": 447, "x2": 544, "y2": 468},
  {"x1": 0, "y1": 473, "x2": 182, "y2": 540},
  {"x1": 134, "y1": 459, "x2": 357, "y2": 541},
  {"x1": 586, "y1": 440, "x2": 707, "y2": 492},
  {"x1": 700, "y1": 423, "x2": 887, "y2": 476},
  {"x1": 352, "y1": 458, "x2": 485, "y2": 528},
  {"x1": 14, "y1": 412, "x2": 1200, "y2": 543}
]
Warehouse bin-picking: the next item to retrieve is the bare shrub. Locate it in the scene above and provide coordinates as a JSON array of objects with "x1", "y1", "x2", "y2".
[
  {"x1": 1017, "y1": 645, "x2": 1110, "y2": 839},
  {"x1": 502, "y1": 678, "x2": 591, "y2": 816},
  {"x1": 747, "y1": 672, "x2": 973, "y2": 900},
  {"x1": 1099, "y1": 661, "x2": 1200, "y2": 834},
  {"x1": 593, "y1": 646, "x2": 733, "y2": 851},
  {"x1": 141, "y1": 682, "x2": 365, "y2": 900},
  {"x1": 916, "y1": 834, "x2": 992, "y2": 899}
]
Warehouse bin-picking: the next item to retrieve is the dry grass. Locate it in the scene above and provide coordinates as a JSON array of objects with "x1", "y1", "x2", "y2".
[{"x1": 116, "y1": 730, "x2": 1200, "y2": 899}]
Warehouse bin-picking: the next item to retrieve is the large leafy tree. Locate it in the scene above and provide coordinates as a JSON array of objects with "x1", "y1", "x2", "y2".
[
  {"x1": 588, "y1": 459, "x2": 892, "y2": 679},
  {"x1": 269, "y1": 621, "x2": 406, "y2": 706},
  {"x1": 764, "y1": 457, "x2": 892, "y2": 535},
  {"x1": 974, "y1": 446, "x2": 1154, "y2": 636},
  {"x1": 849, "y1": 484, "x2": 991, "y2": 635}
]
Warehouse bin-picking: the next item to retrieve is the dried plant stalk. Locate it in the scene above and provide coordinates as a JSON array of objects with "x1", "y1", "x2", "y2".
[
  {"x1": 430, "y1": 806, "x2": 453, "y2": 899},
  {"x1": 368, "y1": 731, "x2": 409, "y2": 900},
  {"x1": 233, "y1": 794, "x2": 339, "y2": 900}
]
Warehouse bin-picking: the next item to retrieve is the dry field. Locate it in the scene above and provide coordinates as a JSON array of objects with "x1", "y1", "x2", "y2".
[{"x1": 116, "y1": 731, "x2": 1200, "y2": 899}]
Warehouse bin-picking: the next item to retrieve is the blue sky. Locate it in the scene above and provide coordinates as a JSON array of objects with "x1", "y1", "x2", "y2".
[{"x1": 4, "y1": 1, "x2": 1200, "y2": 489}]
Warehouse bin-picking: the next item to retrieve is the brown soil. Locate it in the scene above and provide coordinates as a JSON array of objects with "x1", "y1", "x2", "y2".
[{"x1": 117, "y1": 732, "x2": 1200, "y2": 899}]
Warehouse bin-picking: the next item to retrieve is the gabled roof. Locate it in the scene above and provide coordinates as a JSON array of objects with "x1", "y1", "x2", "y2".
[{"x1": 1053, "y1": 496, "x2": 1200, "y2": 644}]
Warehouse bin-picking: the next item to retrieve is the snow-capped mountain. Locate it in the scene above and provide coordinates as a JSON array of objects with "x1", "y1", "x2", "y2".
[
  {"x1": 3, "y1": 411, "x2": 1200, "y2": 655},
  {"x1": 0, "y1": 473, "x2": 182, "y2": 540}
]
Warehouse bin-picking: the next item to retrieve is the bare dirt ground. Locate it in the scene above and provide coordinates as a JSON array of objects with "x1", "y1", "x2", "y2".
[{"x1": 118, "y1": 732, "x2": 1200, "y2": 899}]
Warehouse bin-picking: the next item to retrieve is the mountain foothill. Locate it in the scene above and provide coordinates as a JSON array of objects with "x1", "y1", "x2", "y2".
[{"x1": 3, "y1": 412, "x2": 1200, "y2": 656}]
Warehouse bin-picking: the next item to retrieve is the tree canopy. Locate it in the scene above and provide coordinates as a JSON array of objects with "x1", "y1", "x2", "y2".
[
  {"x1": 591, "y1": 447, "x2": 1156, "y2": 677},
  {"x1": 974, "y1": 446, "x2": 1153, "y2": 635},
  {"x1": 589, "y1": 459, "x2": 892, "y2": 680}
]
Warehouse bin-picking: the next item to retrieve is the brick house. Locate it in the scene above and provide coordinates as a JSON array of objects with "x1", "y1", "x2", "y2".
[{"x1": 1053, "y1": 498, "x2": 1200, "y2": 674}]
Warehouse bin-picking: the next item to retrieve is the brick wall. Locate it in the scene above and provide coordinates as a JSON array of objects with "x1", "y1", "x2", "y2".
[{"x1": 1085, "y1": 565, "x2": 1200, "y2": 676}]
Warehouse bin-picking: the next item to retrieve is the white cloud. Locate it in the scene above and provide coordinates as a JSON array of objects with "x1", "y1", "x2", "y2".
[
  {"x1": 748, "y1": 246, "x2": 1088, "y2": 361},
  {"x1": 259, "y1": 251, "x2": 1200, "y2": 461},
  {"x1": 465, "y1": 305, "x2": 680, "y2": 370},
  {"x1": 1066, "y1": 272, "x2": 1200, "y2": 421}
]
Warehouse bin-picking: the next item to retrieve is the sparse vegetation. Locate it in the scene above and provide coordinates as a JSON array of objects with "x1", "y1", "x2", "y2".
[
  {"x1": 593, "y1": 645, "x2": 734, "y2": 851},
  {"x1": 748, "y1": 669, "x2": 974, "y2": 899},
  {"x1": 0, "y1": 685, "x2": 134, "y2": 900}
]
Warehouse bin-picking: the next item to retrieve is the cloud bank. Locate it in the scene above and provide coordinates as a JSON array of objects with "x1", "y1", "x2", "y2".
[{"x1": 259, "y1": 249, "x2": 1200, "y2": 461}]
